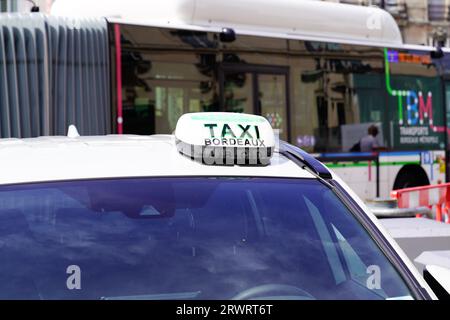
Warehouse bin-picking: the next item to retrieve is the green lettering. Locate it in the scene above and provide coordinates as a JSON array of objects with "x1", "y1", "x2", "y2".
[
  {"x1": 221, "y1": 124, "x2": 236, "y2": 138},
  {"x1": 238, "y1": 124, "x2": 253, "y2": 138},
  {"x1": 204, "y1": 124, "x2": 217, "y2": 137},
  {"x1": 254, "y1": 126, "x2": 260, "y2": 139}
]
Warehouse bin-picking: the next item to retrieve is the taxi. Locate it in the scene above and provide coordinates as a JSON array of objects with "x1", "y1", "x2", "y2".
[{"x1": 0, "y1": 112, "x2": 446, "y2": 300}]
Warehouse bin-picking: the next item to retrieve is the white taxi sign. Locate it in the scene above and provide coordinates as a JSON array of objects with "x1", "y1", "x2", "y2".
[{"x1": 175, "y1": 112, "x2": 275, "y2": 165}]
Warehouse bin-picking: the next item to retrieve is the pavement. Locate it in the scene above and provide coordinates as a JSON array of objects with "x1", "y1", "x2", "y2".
[{"x1": 380, "y1": 218, "x2": 450, "y2": 273}]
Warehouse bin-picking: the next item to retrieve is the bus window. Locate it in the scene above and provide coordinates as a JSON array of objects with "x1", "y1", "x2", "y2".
[
  {"x1": 258, "y1": 74, "x2": 288, "y2": 138},
  {"x1": 290, "y1": 41, "x2": 388, "y2": 152},
  {"x1": 446, "y1": 83, "x2": 450, "y2": 146},
  {"x1": 218, "y1": 36, "x2": 290, "y2": 140},
  {"x1": 289, "y1": 41, "x2": 386, "y2": 153},
  {"x1": 387, "y1": 49, "x2": 445, "y2": 151},
  {"x1": 120, "y1": 25, "x2": 219, "y2": 134},
  {"x1": 223, "y1": 72, "x2": 253, "y2": 114}
]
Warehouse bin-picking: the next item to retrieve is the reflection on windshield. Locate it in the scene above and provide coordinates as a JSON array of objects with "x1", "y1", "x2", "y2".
[{"x1": 0, "y1": 177, "x2": 413, "y2": 299}]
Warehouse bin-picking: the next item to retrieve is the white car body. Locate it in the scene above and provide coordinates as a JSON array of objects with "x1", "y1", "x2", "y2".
[
  {"x1": 0, "y1": 133, "x2": 437, "y2": 299},
  {"x1": 0, "y1": 135, "x2": 312, "y2": 185}
]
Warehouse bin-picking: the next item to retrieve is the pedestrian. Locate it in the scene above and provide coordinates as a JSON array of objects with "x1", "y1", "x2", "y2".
[{"x1": 359, "y1": 125, "x2": 381, "y2": 152}]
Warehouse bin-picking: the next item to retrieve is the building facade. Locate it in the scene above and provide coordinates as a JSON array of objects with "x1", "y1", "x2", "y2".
[{"x1": 324, "y1": 0, "x2": 450, "y2": 46}]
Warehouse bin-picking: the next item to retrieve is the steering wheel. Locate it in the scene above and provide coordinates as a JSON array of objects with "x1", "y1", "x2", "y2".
[{"x1": 231, "y1": 284, "x2": 315, "y2": 300}]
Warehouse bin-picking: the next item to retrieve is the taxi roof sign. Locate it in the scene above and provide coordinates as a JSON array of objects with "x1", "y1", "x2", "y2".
[{"x1": 175, "y1": 112, "x2": 275, "y2": 166}]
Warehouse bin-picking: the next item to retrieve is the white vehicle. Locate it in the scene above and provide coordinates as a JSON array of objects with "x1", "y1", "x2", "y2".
[
  {"x1": 0, "y1": 112, "x2": 447, "y2": 300},
  {"x1": 0, "y1": 0, "x2": 449, "y2": 203}
]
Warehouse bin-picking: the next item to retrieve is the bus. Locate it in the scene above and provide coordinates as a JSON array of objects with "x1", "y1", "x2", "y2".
[{"x1": 1, "y1": 0, "x2": 450, "y2": 201}]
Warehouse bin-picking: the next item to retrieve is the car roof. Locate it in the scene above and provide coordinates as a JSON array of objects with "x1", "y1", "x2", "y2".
[{"x1": 0, "y1": 134, "x2": 316, "y2": 185}]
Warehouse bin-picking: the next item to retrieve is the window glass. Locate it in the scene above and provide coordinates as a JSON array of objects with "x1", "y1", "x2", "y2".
[
  {"x1": 289, "y1": 41, "x2": 386, "y2": 152},
  {"x1": 387, "y1": 49, "x2": 445, "y2": 150},
  {"x1": 445, "y1": 83, "x2": 450, "y2": 146},
  {"x1": 0, "y1": 177, "x2": 413, "y2": 300},
  {"x1": 119, "y1": 26, "x2": 444, "y2": 153},
  {"x1": 120, "y1": 26, "x2": 219, "y2": 134},
  {"x1": 219, "y1": 36, "x2": 290, "y2": 140},
  {"x1": 258, "y1": 74, "x2": 288, "y2": 138},
  {"x1": 223, "y1": 72, "x2": 253, "y2": 114}
]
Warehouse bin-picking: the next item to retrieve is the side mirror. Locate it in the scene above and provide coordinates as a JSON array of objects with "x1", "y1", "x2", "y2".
[{"x1": 424, "y1": 265, "x2": 450, "y2": 300}]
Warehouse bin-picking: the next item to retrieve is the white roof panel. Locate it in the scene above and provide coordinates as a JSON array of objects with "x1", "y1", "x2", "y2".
[
  {"x1": 0, "y1": 135, "x2": 315, "y2": 185},
  {"x1": 51, "y1": 0, "x2": 403, "y2": 47}
]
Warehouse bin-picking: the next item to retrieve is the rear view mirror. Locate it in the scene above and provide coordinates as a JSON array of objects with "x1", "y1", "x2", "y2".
[{"x1": 424, "y1": 265, "x2": 450, "y2": 300}]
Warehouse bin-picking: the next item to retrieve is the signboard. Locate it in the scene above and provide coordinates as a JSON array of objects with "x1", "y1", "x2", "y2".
[
  {"x1": 385, "y1": 49, "x2": 445, "y2": 151},
  {"x1": 388, "y1": 75, "x2": 445, "y2": 150}
]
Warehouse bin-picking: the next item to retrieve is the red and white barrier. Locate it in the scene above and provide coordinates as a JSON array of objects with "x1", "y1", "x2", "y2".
[{"x1": 391, "y1": 183, "x2": 450, "y2": 223}]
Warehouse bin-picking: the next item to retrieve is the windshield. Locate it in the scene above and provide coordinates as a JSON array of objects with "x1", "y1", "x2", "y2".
[{"x1": 0, "y1": 177, "x2": 413, "y2": 300}]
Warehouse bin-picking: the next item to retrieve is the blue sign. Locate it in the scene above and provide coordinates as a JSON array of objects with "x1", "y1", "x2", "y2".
[{"x1": 421, "y1": 151, "x2": 432, "y2": 165}]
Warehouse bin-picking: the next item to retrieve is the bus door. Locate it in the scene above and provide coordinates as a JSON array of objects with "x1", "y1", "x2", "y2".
[{"x1": 219, "y1": 64, "x2": 290, "y2": 141}]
